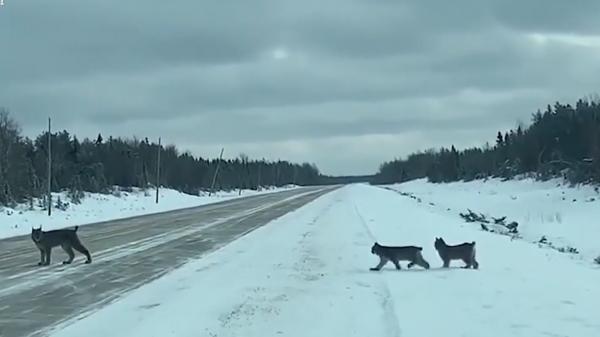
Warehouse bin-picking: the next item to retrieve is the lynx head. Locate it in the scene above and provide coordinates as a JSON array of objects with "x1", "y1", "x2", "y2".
[
  {"x1": 371, "y1": 242, "x2": 381, "y2": 255},
  {"x1": 434, "y1": 237, "x2": 446, "y2": 251},
  {"x1": 31, "y1": 227, "x2": 43, "y2": 242}
]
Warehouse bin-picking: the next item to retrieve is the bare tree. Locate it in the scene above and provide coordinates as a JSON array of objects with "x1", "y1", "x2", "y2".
[{"x1": 0, "y1": 109, "x2": 21, "y2": 206}]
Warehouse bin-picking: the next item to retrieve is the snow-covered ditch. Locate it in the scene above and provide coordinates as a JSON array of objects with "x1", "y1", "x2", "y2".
[
  {"x1": 0, "y1": 185, "x2": 298, "y2": 239},
  {"x1": 385, "y1": 178, "x2": 600, "y2": 263}
]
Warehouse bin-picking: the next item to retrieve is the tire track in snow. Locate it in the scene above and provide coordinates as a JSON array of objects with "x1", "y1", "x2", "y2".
[
  {"x1": 353, "y1": 203, "x2": 376, "y2": 242},
  {"x1": 205, "y1": 192, "x2": 336, "y2": 337},
  {"x1": 378, "y1": 282, "x2": 403, "y2": 337},
  {"x1": 353, "y1": 202, "x2": 402, "y2": 337}
]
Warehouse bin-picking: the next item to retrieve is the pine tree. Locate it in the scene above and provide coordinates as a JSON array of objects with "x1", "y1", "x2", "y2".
[{"x1": 496, "y1": 132, "x2": 504, "y2": 148}]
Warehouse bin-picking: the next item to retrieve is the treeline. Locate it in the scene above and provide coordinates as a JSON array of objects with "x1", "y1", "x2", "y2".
[
  {"x1": 374, "y1": 97, "x2": 600, "y2": 185},
  {"x1": 0, "y1": 109, "x2": 321, "y2": 207},
  {"x1": 320, "y1": 175, "x2": 374, "y2": 185}
]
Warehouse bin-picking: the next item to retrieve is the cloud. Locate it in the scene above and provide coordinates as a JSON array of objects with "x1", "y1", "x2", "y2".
[{"x1": 1, "y1": 0, "x2": 599, "y2": 175}]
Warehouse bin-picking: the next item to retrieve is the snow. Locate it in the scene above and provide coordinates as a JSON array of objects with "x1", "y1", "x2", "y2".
[
  {"x1": 0, "y1": 186, "x2": 298, "y2": 240},
  {"x1": 48, "y1": 184, "x2": 600, "y2": 337},
  {"x1": 386, "y1": 178, "x2": 600, "y2": 262}
]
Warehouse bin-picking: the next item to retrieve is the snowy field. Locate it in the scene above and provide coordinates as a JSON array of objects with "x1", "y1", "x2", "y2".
[
  {"x1": 387, "y1": 178, "x2": 600, "y2": 262},
  {"x1": 48, "y1": 184, "x2": 600, "y2": 337},
  {"x1": 0, "y1": 186, "x2": 297, "y2": 240}
]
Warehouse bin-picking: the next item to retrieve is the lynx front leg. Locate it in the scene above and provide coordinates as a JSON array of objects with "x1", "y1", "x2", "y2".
[
  {"x1": 370, "y1": 257, "x2": 389, "y2": 271},
  {"x1": 43, "y1": 248, "x2": 52, "y2": 266},
  {"x1": 38, "y1": 249, "x2": 46, "y2": 266}
]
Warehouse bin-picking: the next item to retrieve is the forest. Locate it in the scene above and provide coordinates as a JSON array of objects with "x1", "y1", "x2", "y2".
[
  {"x1": 374, "y1": 97, "x2": 600, "y2": 186},
  {"x1": 0, "y1": 109, "x2": 322, "y2": 207}
]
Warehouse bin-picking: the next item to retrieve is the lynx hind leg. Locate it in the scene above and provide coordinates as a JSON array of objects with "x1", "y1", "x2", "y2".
[
  {"x1": 472, "y1": 253, "x2": 479, "y2": 270},
  {"x1": 416, "y1": 253, "x2": 430, "y2": 269},
  {"x1": 461, "y1": 247, "x2": 479, "y2": 269},
  {"x1": 461, "y1": 258, "x2": 472, "y2": 269},
  {"x1": 370, "y1": 256, "x2": 389, "y2": 271},
  {"x1": 409, "y1": 252, "x2": 430, "y2": 269},
  {"x1": 472, "y1": 246, "x2": 479, "y2": 269},
  {"x1": 61, "y1": 244, "x2": 75, "y2": 264},
  {"x1": 72, "y1": 240, "x2": 92, "y2": 264}
]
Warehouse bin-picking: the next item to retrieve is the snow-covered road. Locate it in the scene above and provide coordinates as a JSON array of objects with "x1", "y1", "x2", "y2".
[{"x1": 46, "y1": 184, "x2": 600, "y2": 337}]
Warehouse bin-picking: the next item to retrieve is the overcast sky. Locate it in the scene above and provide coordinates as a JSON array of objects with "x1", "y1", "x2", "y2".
[{"x1": 1, "y1": 0, "x2": 600, "y2": 175}]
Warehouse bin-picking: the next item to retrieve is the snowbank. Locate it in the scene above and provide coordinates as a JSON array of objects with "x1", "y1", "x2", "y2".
[
  {"x1": 48, "y1": 184, "x2": 600, "y2": 337},
  {"x1": 386, "y1": 178, "x2": 600, "y2": 261},
  {"x1": 0, "y1": 186, "x2": 299, "y2": 240}
]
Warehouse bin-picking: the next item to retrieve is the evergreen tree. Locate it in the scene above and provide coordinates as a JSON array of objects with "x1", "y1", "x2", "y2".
[{"x1": 496, "y1": 132, "x2": 504, "y2": 148}]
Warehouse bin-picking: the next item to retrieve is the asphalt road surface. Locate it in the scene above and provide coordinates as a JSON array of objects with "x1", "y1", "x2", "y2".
[{"x1": 0, "y1": 186, "x2": 336, "y2": 337}]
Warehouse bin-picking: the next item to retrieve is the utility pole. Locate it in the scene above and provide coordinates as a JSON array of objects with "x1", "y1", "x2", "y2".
[
  {"x1": 47, "y1": 118, "x2": 52, "y2": 216},
  {"x1": 293, "y1": 166, "x2": 299, "y2": 186},
  {"x1": 257, "y1": 163, "x2": 262, "y2": 190},
  {"x1": 209, "y1": 148, "x2": 224, "y2": 196},
  {"x1": 155, "y1": 137, "x2": 161, "y2": 204}
]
